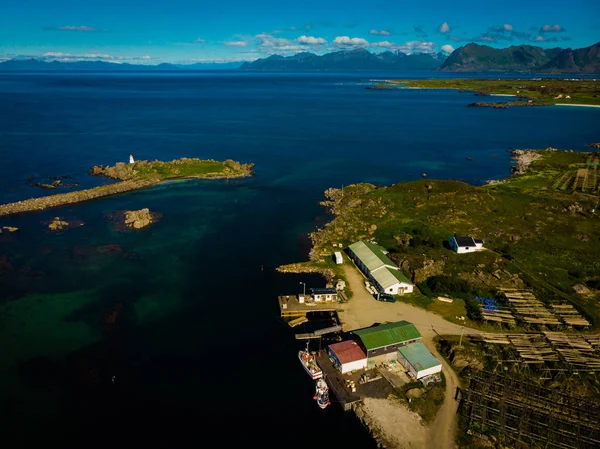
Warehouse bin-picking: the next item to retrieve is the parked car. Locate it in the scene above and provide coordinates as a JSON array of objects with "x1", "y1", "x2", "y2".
[
  {"x1": 378, "y1": 293, "x2": 396, "y2": 303},
  {"x1": 503, "y1": 254, "x2": 515, "y2": 261}
]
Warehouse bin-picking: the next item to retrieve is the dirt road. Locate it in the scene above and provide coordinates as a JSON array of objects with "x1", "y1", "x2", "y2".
[{"x1": 339, "y1": 263, "x2": 467, "y2": 449}]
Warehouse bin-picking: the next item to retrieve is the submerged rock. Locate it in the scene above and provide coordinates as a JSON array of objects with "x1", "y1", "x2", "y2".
[
  {"x1": 47, "y1": 217, "x2": 84, "y2": 231},
  {"x1": 48, "y1": 217, "x2": 70, "y2": 231}
]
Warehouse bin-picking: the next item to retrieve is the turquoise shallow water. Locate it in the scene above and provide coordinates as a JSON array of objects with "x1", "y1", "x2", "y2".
[{"x1": 0, "y1": 72, "x2": 598, "y2": 446}]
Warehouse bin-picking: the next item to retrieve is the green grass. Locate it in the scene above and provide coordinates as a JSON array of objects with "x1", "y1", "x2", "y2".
[
  {"x1": 290, "y1": 149, "x2": 600, "y2": 329},
  {"x1": 389, "y1": 372, "x2": 447, "y2": 424},
  {"x1": 390, "y1": 79, "x2": 600, "y2": 106},
  {"x1": 93, "y1": 158, "x2": 254, "y2": 182}
]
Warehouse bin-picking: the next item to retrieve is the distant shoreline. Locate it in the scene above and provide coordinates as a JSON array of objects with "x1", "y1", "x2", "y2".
[{"x1": 555, "y1": 103, "x2": 600, "y2": 108}]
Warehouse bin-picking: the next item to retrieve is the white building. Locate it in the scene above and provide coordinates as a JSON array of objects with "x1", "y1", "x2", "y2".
[
  {"x1": 310, "y1": 288, "x2": 337, "y2": 302},
  {"x1": 129, "y1": 154, "x2": 135, "y2": 164},
  {"x1": 449, "y1": 236, "x2": 484, "y2": 254},
  {"x1": 328, "y1": 340, "x2": 368, "y2": 374},
  {"x1": 334, "y1": 251, "x2": 343, "y2": 264},
  {"x1": 348, "y1": 240, "x2": 414, "y2": 295},
  {"x1": 397, "y1": 342, "x2": 442, "y2": 379}
]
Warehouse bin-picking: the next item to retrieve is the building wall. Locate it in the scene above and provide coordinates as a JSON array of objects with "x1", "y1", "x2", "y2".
[
  {"x1": 340, "y1": 359, "x2": 368, "y2": 374},
  {"x1": 456, "y1": 246, "x2": 480, "y2": 254},
  {"x1": 416, "y1": 364, "x2": 442, "y2": 379},
  {"x1": 397, "y1": 351, "x2": 417, "y2": 378},
  {"x1": 366, "y1": 339, "x2": 421, "y2": 359},
  {"x1": 373, "y1": 280, "x2": 414, "y2": 295},
  {"x1": 313, "y1": 293, "x2": 336, "y2": 302}
]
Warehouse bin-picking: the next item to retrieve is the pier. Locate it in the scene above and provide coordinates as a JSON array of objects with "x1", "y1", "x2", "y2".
[
  {"x1": 316, "y1": 351, "x2": 362, "y2": 411},
  {"x1": 278, "y1": 295, "x2": 341, "y2": 318},
  {"x1": 294, "y1": 324, "x2": 344, "y2": 340}
]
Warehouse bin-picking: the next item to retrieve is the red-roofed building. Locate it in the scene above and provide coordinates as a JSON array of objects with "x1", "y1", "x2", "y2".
[{"x1": 328, "y1": 340, "x2": 368, "y2": 374}]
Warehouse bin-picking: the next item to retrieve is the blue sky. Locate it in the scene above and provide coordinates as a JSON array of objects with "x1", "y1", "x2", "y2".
[{"x1": 1, "y1": 0, "x2": 599, "y2": 64}]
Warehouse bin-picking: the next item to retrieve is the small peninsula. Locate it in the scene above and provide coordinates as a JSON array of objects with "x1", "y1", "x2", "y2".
[
  {"x1": 0, "y1": 157, "x2": 254, "y2": 217},
  {"x1": 389, "y1": 78, "x2": 600, "y2": 106},
  {"x1": 283, "y1": 147, "x2": 600, "y2": 325}
]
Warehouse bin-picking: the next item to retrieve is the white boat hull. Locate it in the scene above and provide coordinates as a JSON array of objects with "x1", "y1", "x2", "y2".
[{"x1": 298, "y1": 350, "x2": 323, "y2": 380}]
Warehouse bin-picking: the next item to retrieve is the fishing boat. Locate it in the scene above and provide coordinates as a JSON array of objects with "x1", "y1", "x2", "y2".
[
  {"x1": 298, "y1": 341, "x2": 323, "y2": 380},
  {"x1": 314, "y1": 378, "x2": 330, "y2": 409}
]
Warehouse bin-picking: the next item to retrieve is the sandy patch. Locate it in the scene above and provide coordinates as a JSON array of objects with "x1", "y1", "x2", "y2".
[{"x1": 361, "y1": 397, "x2": 428, "y2": 448}]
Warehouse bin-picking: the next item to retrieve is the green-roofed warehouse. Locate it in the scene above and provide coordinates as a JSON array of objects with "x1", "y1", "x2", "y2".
[
  {"x1": 351, "y1": 320, "x2": 422, "y2": 359},
  {"x1": 397, "y1": 342, "x2": 442, "y2": 379},
  {"x1": 348, "y1": 241, "x2": 413, "y2": 295}
]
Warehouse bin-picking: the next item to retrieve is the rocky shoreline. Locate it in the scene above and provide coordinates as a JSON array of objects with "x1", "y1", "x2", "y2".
[
  {"x1": 508, "y1": 148, "x2": 553, "y2": 175},
  {"x1": 275, "y1": 263, "x2": 335, "y2": 283},
  {"x1": 467, "y1": 100, "x2": 533, "y2": 109},
  {"x1": 0, "y1": 178, "x2": 157, "y2": 217},
  {"x1": 0, "y1": 158, "x2": 254, "y2": 217}
]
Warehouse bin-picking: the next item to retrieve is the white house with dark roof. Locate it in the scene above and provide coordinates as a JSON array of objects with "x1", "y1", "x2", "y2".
[
  {"x1": 348, "y1": 241, "x2": 414, "y2": 295},
  {"x1": 449, "y1": 235, "x2": 484, "y2": 254},
  {"x1": 310, "y1": 287, "x2": 338, "y2": 302}
]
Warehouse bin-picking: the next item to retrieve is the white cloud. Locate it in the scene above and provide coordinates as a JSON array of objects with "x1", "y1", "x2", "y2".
[
  {"x1": 194, "y1": 38, "x2": 205, "y2": 43},
  {"x1": 333, "y1": 36, "x2": 369, "y2": 46},
  {"x1": 225, "y1": 41, "x2": 248, "y2": 47},
  {"x1": 369, "y1": 41, "x2": 393, "y2": 48},
  {"x1": 43, "y1": 25, "x2": 100, "y2": 32},
  {"x1": 296, "y1": 35, "x2": 326, "y2": 45},
  {"x1": 255, "y1": 33, "x2": 305, "y2": 52},
  {"x1": 396, "y1": 40, "x2": 436, "y2": 54},
  {"x1": 541, "y1": 24, "x2": 563, "y2": 32},
  {"x1": 40, "y1": 52, "x2": 152, "y2": 63},
  {"x1": 369, "y1": 29, "x2": 391, "y2": 36},
  {"x1": 503, "y1": 24, "x2": 513, "y2": 31},
  {"x1": 535, "y1": 35, "x2": 544, "y2": 41},
  {"x1": 439, "y1": 22, "x2": 450, "y2": 33},
  {"x1": 441, "y1": 44, "x2": 455, "y2": 53}
]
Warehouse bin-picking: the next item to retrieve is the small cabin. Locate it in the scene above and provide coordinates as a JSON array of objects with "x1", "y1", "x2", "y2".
[
  {"x1": 310, "y1": 288, "x2": 338, "y2": 302},
  {"x1": 449, "y1": 236, "x2": 484, "y2": 254}
]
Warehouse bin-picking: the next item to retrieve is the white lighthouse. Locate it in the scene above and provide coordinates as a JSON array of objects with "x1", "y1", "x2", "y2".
[{"x1": 129, "y1": 154, "x2": 135, "y2": 164}]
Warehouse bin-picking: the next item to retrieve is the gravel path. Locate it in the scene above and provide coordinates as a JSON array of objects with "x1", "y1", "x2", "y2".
[{"x1": 339, "y1": 263, "x2": 468, "y2": 449}]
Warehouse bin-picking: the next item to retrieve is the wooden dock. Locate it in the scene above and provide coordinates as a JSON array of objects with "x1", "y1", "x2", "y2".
[
  {"x1": 316, "y1": 351, "x2": 362, "y2": 411},
  {"x1": 278, "y1": 295, "x2": 341, "y2": 318},
  {"x1": 295, "y1": 324, "x2": 343, "y2": 340}
]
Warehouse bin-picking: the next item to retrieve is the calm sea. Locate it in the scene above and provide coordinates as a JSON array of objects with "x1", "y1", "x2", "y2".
[{"x1": 0, "y1": 71, "x2": 598, "y2": 447}]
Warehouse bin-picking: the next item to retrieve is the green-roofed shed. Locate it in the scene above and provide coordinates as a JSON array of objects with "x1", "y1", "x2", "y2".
[
  {"x1": 348, "y1": 240, "x2": 396, "y2": 273},
  {"x1": 351, "y1": 321, "x2": 422, "y2": 359},
  {"x1": 397, "y1": 342, "x2": 442, "y2": 379},
  {"x1": 348, "y1": 240, "x2": 414, "y2": 295}
]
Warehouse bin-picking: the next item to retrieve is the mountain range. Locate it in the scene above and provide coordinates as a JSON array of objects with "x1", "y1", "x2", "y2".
[
  {"x1": 439, "y1": 41, "x2": 600, "y2": 73},
  {"x1": 238, "y1": 48, "x2": 446, "y2": 71},
  {"x1": 0, "y1": 58, "x2": 243, "y2": 71},
  {"x1": 1, "y1": 41, "x2": 598, "y2": 72}
]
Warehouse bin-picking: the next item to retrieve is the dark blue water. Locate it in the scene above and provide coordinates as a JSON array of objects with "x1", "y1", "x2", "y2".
[{"x1": 0, "y1": 72, "x2": 598, "y2": 447}]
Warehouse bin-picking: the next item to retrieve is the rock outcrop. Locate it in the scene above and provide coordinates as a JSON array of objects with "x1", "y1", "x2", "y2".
[
  {"x1": 124, "y1": 208, "x2": 154, "y2": 229},
  {"x1": 572, "y1": 284, "x2": 591, "y2": 294},
  {"x1": 48, "y1": 217, "x2": 70, "y2": 231}
]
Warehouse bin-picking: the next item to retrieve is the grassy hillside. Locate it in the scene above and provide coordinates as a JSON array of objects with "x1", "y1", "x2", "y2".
[
  {"x1": 302, "y1": 149, "x2": 600, "y2": 327},
  {"x1": 391, "y1": 78, "x2": 600, "y2": 106}
]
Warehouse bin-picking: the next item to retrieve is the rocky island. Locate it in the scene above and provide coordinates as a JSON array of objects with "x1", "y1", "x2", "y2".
[{"x1": 0, "y1": 157, "x2": 254, "y2": 217}]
